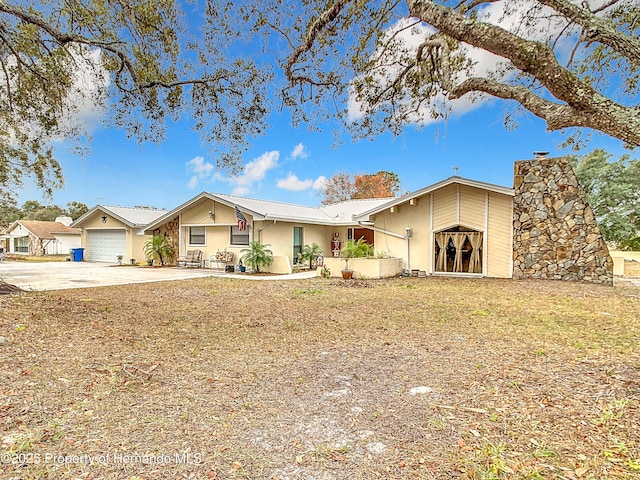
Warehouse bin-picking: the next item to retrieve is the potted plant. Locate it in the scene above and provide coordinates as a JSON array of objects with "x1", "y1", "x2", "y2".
[
  {"x1": 240, "y1": 241, "x2": 273, "y2": 273},
  {"x1": 116, "y1": 255, "x2": 123, "y2": 265},
  {"x1": 340, "y1": 238, "x2": 373, "y2": 279},
  {"x1": 300, "y1": 243, "x2": 323, "y2": 270}
]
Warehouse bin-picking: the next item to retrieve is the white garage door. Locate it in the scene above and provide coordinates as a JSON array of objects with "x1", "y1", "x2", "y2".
[{"x1": 86, "y1": 230, "x2": 126, "y2": 263}]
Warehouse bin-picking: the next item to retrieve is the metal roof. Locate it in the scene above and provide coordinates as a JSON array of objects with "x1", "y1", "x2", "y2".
[
  {"x1": 215, "y1": 194, "x2": 392, "y2": 225},
  {"x1": 142, "y1": 192, "x2": 394, "y2": 233}
]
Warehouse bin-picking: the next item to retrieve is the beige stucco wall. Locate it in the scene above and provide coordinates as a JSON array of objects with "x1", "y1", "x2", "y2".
[
  {"x1": 486, "y1": 192, "x2": 513, "y2": 278},
  {"x1": 323, "y1": 257, "x2": 403, "y2": 279},
  {"x1": 370, "y1": 184, "x2": 514, "y2": 278},
  {"x1": 75, "y1": 210, "x2": 153, "y2": 262},
  {"x1": 610, "y1": 251, "x2": 640, "y2": 276},
  {"x1": 609, "y1": 250, "x2": 640, "y2": 262},
  {"x1": 259, "y1": 222, "x2": 334, "y2": 258},
  {"x1": 178, "y1": 201, "x2": 253, "y2": 266},
  {"x1": 269, "y1": 256, "x2": 293, "y2": 274},
  {"x1": 371, "y1": 202, "x2": 422, "y2": 271},
  {"x1": 131, "y1": 229, "x2": 152, "y2": 262},
  {"x1": 177, "y1": 205, "x2": 336, "y2": 271},
  {"x1": 182, "y1": 199, "x2": 239, "y2": 226}
]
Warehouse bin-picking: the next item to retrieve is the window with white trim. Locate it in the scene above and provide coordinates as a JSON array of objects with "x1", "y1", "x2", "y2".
[
  {"x1": 230, "y1": 225, "x2": 249, "y2": 246},
  {"x1": 188, "y1": 226, "x2": 206, "y2": 245},
  {"x1": 14, "y1": 237, "x2": 29, "y2": 253}
]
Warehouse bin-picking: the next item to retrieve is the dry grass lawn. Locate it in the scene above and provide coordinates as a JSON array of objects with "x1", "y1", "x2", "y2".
[{"x1": 1, "y1": 276, "x2": 639, "y2": 480}]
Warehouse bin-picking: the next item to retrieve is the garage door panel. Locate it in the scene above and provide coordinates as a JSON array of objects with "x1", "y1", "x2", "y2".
[{"x1": 86, "y1": 230, "x2": 126, "y2": 263}]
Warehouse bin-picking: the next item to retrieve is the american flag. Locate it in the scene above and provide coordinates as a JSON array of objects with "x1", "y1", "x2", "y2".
[{"x1": 235, "y1": 206, "x2": 248, "y2": 231}]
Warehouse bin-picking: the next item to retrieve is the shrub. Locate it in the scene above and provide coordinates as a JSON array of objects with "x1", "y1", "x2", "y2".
[
  {"x1": 143, "y1": 235, "x2": 174, "y2": 266},
  {"x1": 241, "y1": 241, "x2": 273, "y2": 273}
]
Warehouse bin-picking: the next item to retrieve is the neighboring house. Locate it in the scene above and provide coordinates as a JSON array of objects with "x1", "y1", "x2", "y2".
[
  {"x1": 142, "y1": 193, "x2": 392, "y2": 273},
  {"x1": 71, "y1": 206, "x2": 167, "y2": 263},
  {"x1": 2, "y1": 218, "x2": 81, "y2": 256},
  {"x1": 0, "y1": 227, "x2": 8, "y2": 254}
]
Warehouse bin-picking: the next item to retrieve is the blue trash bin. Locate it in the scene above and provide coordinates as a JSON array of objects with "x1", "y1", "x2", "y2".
[{"x1": 72, "y1": 248, "x2": 85, "y2": 262}]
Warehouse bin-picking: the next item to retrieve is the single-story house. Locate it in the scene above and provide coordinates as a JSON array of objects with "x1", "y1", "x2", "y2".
[
  {"x1": 142, "y1": 155, "x2": 613, "y2": 284},
  {"x1": 353, "y1": 156, "x2": 611, "y2": 284},
  {"x1": 353, "y1": 176, "x2": 514, "y2": 278},
  {"x1": 142, "y1": 193, "x2": 392, "y2": 273},
  {"x1": 71, "y1": 205, "x2": 167, "y2": 263},
  {"x1": 2, "y1": 218, "x2": 81, "y2": 256}
]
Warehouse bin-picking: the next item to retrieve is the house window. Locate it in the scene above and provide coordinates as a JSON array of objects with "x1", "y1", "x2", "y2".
[
  {"x1": 230, "y1": 226, "x2": 249, "y2": 246},
  {"x1": 14, "y1": 237, "x2": 28, "y2": 253},
  {"x1": 293, "y1": 227, "x2": 303, "y2": 264},
  {"x1": 188, "y1": 226, "x2": 206, "y2": 245},
  {"x1": 434, "y1": 227, "x2": 483, "y2": 274}
]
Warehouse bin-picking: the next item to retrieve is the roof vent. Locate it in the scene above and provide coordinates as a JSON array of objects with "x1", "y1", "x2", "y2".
[{"x1": 533, "y1": 151, "x2": 549, "y2": 158}]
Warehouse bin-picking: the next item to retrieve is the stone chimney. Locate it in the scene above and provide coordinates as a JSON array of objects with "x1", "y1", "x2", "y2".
[{"x1": 512, "y1": 156, "x2": 613, "y2": 285}]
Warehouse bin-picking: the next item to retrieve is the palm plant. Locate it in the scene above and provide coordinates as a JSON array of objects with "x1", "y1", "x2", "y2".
[
  {"x1": 300, "y1": 243, "x2": 323, "y2": 269},
  {"x1": 341, "y1": 238, "x2": 373, "y2": 271},
  {"x1": 240, "y1": 241, "x2": 273, "y2": 273},
  {"x1": 143, "y1": 235, "x2": 174, "y2": 266}
]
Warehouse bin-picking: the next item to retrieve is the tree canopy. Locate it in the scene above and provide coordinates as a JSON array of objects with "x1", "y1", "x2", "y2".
[
  {"x1": 321, "y1": 170, "x2": 401, "y2": 204},
  {"x1": 0, "y1": 0, "x2": 269, "y2": 202},
  {"x1": 268, "y1": 0, "x2": 639, "y2": 148},
  {"x1": 2, "y1": 0, "x2": 638, "y2": 201},
  {"x1": 570, "y1": 149, "x2": 640, "y2": 249},
  {"x1": 0, "y1": 199, "x2": 89, "y2": 227}
]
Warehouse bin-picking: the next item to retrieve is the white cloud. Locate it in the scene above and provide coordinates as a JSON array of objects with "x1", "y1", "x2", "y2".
[
  {"x1": 233, "y1": 186, "x2": 250, "y2": 196},
  {"x1": 186, "y1": 156, "x2": 215, "y2": 188},
  {"x1": 290, "y1": 143, "x2": 308, "y2": 160},
  {"x1": 313, "y1": 176, "x2": 327, "y2": 190},
  {"x1": 276, "y1": 173, "x2": 327, "y2": 192},
  {"x1": 277, "y1": 174, "x2": 313, "y2": 191},
  {"x1": 187, "y1": 176, "x2": 199, "y2": 189},
  {"x1": 214, "y1": 150, "x2": 280, "y2": 196},
  {"x1": 235, "y1": 150, "x2": 279, "y2": 186},
  {"x1": 66, "y1": 48, "x2": 110, "y2": 129},
  {"x1": 2, "y1": 46, "x2": 110, "y2": 145},
  {"x1": 349, "y1": 0, "x2": 601, "y2": 125}
]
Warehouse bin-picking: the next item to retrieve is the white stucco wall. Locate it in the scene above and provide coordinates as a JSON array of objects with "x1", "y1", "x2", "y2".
[{"x1": 53, "y1": 234, "x2": 81, "y2": 254}]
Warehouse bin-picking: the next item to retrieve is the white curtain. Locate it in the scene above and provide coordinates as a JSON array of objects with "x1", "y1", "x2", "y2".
[
  {"x1": 435, "y1": 232, "x2": 448, "y2": 272},
  {"x1": 468, "y1": 232, "x2": 482, "y2": 273},
  {"x1": 452, "y1": 233, "x2": 466, "y2": 273}
]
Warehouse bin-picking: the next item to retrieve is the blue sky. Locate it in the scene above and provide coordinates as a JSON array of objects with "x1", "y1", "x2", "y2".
[
  {"x1": 15, "y1": 2, "x2": 633, "y2": 212},
  {"x1": 27, "y1": 102, "x2": 626, "y2": 212},
  {"x1": 17, "y1": 91, "x2": 628, "y2": 213}
]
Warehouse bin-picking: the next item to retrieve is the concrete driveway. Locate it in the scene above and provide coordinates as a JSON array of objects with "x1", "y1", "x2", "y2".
[
  {"x1": 0, "y1": 261, "x2": 221, "y2": 291},
  {"x1": 0, "y1": 261, "x2": 317, "y2": 291}
]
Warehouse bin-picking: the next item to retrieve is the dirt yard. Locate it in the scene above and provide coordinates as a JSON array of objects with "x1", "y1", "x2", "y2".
[{"x1": 1, "y1": 277, "x2": 638, "y2": 479}]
